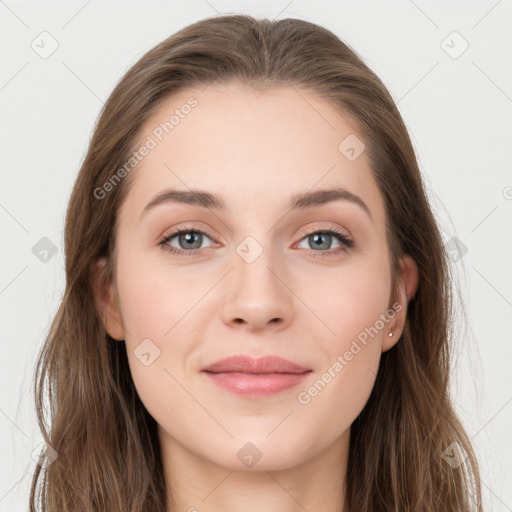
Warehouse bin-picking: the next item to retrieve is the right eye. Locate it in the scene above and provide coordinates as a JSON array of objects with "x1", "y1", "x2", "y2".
[{"x1": 158, "y1": 227, "x2": 216, "y2": 256}]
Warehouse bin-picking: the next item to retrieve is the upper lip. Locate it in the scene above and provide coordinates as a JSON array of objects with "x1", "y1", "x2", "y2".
[{"x1": 201, "y1": 355, "x2": 311, "y2": 374}]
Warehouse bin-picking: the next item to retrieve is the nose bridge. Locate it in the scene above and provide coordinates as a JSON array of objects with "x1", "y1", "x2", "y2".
[
  {"x1": 235, "y1": 234, "x2": 280, "y2": 288},
  {"x1": 220, "y1": 231, "x2": 293, "y2": 330},
  {"x1": 235, "y1": 231, "x2": 286, "y2": 296}
]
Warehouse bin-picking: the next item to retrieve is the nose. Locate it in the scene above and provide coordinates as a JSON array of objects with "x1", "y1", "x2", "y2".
[{"x1": 220, "y1": 247, "x2": 294, "y2": 332}]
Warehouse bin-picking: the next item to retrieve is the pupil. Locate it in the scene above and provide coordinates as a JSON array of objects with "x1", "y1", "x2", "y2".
[
  {"x1": 312, "y1": 233, "x2": 330, "y2": 249},
  {"x1": 181, "y1": 232, "x2": 201, "y2": 249}
]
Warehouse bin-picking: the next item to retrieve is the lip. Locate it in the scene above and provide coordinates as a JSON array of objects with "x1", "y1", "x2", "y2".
[
  {"x1": 201, "y1": 355, "x2": 310, "y2": 374},
  {"x1": 201, "y1": 355, "x2": 312, "y2": 398}
]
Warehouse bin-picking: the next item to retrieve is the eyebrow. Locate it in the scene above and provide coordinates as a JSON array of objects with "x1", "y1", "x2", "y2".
[{"x1": 141, "y1": 187, "x2": 372, "y2": 219}]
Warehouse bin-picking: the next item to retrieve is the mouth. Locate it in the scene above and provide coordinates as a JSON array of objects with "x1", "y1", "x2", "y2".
[{"x1": 200, "y1": 355, "x2": 312, "y2": 398}]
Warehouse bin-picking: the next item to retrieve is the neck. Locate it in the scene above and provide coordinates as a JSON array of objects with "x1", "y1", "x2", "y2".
[{"x1": 160, "y1": 427, "x2": 349, "y2": 512}]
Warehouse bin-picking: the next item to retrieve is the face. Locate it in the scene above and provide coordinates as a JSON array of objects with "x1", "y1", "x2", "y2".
[{"x1": 95, "y1": 81, "x2": 416, "y2": 472}]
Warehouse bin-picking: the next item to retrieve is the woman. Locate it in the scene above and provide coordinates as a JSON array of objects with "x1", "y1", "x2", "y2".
[{"x1": 29, "y1": 14, "x2": 483, "y2": 512}]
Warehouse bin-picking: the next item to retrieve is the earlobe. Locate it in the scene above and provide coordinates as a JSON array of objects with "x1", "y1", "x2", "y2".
[
  {"x1": 91, "y1": 258, "x2": 125, "y2": 341},
  {"x1": 382, "y1": 255, "x2": 419, "y2": 352}
]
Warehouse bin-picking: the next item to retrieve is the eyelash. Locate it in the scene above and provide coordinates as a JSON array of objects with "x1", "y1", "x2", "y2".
[{"x1": 158, "y1": 224, "x2": 354, "y2": 259}]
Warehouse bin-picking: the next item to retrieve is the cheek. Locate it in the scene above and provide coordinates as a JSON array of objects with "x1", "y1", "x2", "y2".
[
  {"x1": 115, "y1": 249, "x2": 199, "y2": 340},
  {"x1": 295, "y1": 256, "x2": 391, "y2": 405},
  {"x1": 115, "y1": 255, "x2": 199, "y2": 422},
  {"x1": 114, "y1": 249, "x2": 208, "y2": 404},
  {"x1": 293, "y1": 271, "x2": 389, "y2": 446},
  {"x1": 298, "y1": 256, "x2": 392, "y2": 345}
]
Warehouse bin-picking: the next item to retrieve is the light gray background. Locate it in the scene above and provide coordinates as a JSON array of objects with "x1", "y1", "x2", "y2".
[{"x1": 1, "y1": 1, "x2": 511, "y2": 510}]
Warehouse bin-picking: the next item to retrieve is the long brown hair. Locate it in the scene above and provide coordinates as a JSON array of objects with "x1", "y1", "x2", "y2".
[{"x1": 29, "y1": 14, "x2": 483, "y2": 512}]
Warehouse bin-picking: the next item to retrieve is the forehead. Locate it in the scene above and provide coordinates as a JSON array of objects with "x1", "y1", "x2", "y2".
[{"x1": 120, "y1": 82, "x2": 385, "y2": 225}]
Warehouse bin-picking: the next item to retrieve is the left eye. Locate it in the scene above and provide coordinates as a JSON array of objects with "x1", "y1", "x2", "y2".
[
  {"x1": 158, "y1": 227, "x2": 353, "y2": 256},
  {"x1": 296, "y1": 230, "x2": 349, "y2": 252}
]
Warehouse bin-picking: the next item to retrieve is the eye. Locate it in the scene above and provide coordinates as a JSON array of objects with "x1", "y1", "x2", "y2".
[
  {"x1": 158, "y1": 226, "x2": 215, "y2": 256},
  {"x1": 295, "y1": 226, "x2": 354, "y2": 258}
]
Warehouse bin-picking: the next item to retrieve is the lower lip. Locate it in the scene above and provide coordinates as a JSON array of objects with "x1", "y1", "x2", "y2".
[{"x1": 202, "y1": 371, "x2": 311, "y2": 397}]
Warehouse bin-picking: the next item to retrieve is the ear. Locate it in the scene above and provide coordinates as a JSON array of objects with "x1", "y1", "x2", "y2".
[
  {"x1": 382, "y1": 254, "x2": 418, "y2": 352},
  {"x1": 90, "y1": 257, "x2": 125, "y2": 341}
]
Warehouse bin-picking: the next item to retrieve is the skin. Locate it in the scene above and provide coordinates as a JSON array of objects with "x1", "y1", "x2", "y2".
[{"x1": 93, "y1": 82, "x2": 418, "y2": 512}]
